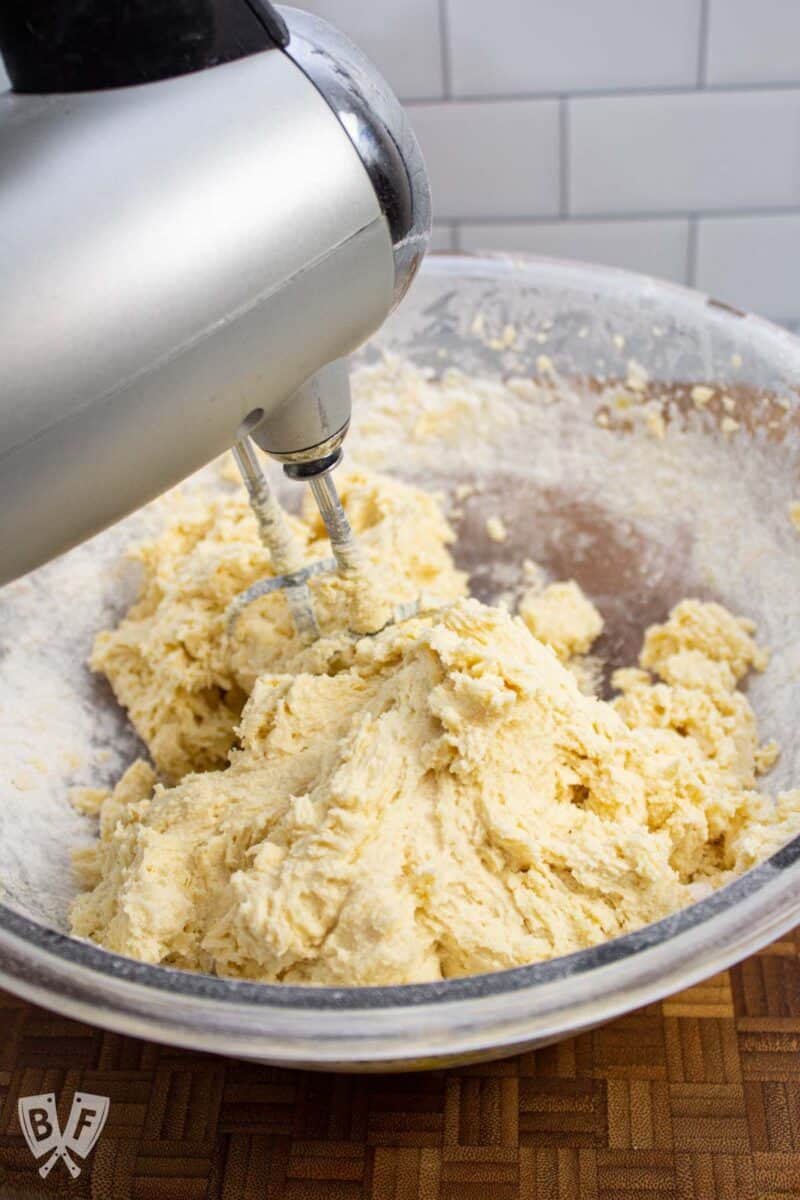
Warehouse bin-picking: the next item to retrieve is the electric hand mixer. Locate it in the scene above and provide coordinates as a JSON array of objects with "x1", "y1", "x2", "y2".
[{"x1": 0, "y1": 0, "x2": 431, "y2": 637}]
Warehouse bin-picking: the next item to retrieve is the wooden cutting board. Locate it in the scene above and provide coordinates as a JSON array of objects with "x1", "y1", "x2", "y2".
[{"x1": 0, "y1": 926, "x2": 798, "y2": 1199}]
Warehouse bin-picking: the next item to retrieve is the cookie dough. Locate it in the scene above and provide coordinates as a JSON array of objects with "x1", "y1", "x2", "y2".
[
  {"x1": 519, "y1": 580, "x2": 603, "y2": 659},
  {"x1": 90, "y1": 468, "x2": 466, "y2": 781},
  {"x1": 71, "y1": 471, "x2": 800, "y2": 984}
]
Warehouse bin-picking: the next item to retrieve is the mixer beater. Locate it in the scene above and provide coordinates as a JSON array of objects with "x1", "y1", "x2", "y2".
[{"x1": 228, "y1": 437, "x2": 419, "y2": 640}]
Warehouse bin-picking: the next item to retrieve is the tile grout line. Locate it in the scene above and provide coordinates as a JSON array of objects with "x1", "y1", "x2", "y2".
[
  {"x1": 697, "y1": 0, "x2": 711, "y2": 88},
  {"x1": 559, "y1": 98, "x2": 570, "y2": 218},
  {"x1": 403, "y1": 79, "x2": 800, "y2": 107},
  {"x1": 437, "y1": 0, "x2": 452, "y2": 100},
  {"x1": 432, "y1": 205, "x2": 800, "y2": 226}
]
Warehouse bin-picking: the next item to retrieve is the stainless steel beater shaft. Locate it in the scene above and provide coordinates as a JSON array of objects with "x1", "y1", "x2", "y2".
[
  {"x1": 306, "y1": 470, "x2": 367, "y2": 577},
  {"x1": 305, "y1": 467, "x2": 417, "y2": 634},
  {"x1": 232, "y1": 438, "x2": 320, "y2": 640}
]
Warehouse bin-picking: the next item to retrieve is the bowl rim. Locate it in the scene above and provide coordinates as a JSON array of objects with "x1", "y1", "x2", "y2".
[
  {"x1": 1, "y1": 838, "x2": 799, "y2": 1008},
  {"x1": 1, "y1": 841, "x2": 799, "y2": 1064},
  {"x1": 2, "y1": 251, "x2": 799, "y2": 1064}
]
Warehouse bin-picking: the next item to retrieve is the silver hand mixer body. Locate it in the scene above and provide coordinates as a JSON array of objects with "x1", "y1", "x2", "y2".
[{"x1": 0, "y1": 4, "x2": 431, "y2": 587}]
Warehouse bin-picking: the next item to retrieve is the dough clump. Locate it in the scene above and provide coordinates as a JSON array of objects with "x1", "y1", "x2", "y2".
[
  {"x1": 73, "y1": 471, "x2": 800, "y2": 984},
  {"x1": 91, "y1": 468, "x2": 465, "y2": 781},
  {"x1": 519, "y1": 580, "x2": 603, "y2": 659}
]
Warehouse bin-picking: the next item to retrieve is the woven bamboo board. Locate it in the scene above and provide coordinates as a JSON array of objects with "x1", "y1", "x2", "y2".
[{"x1": 0, "y1": 927, "x2": 798, "y2": 1199}]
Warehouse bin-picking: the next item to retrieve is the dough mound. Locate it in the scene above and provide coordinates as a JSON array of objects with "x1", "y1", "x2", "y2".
[
  {"x1": 519, "y1": 580, "x2": 603, "y2": 659},
  {"x1": 91, "y1": 467, "x2": 466, "y2": 781},
  {"x1": 73, "y1": 481, "x2": 800, "y2": 984}
]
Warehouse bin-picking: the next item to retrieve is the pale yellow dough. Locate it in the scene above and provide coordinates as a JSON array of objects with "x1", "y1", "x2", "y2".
[
  {"x1": 72, "y1": 470, "x2": 800, "y2": 985},
  {"x1": 519, "y1": 580, "x2": 603, "y2": 659},
  {"x1": 90, "y1": 468, "x2": 466, "y2": 781}
]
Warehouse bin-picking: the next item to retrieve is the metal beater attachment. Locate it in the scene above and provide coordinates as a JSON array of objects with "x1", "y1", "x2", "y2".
[
  {"x1": 285, "y1": 457, "x2": 371, "y2": 577},
  {"x1": 226, "y1": 439, "x2": 419, "y2": 640},
  {"x1": 226, "y1": 438, "x2": 324, "y2": 641}
]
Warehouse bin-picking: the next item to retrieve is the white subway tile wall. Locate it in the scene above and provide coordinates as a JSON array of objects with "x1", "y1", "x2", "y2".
[
  {"x1": 695, "y1": 213, "x2": 800, "y2": 322},
  {"x1": 706, "y1": 0, "x2": 800, "y2": 86},
  {"x1": 299, "y1": 0, "x2": 800, "y2": 326},
  {"x1": 2, "y1": 4, "x2": 797, "y2": 323},
  {"x1": 447, "y1": 0, "x2": 702, "y2": 97},
  {"x1": 405, "y1": 99, "x2": 560, "y2": 219},
  {"x1": 429, "y1": 224, "x2": 458, "y2": 252},
  {"x1": 569, "y1": 89, "x2": 800, "y2": 215}
]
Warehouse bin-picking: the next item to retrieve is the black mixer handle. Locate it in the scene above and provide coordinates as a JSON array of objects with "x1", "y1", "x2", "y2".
[{"x1": 0, "y1": 0, "x2": 289, "y2": 93}]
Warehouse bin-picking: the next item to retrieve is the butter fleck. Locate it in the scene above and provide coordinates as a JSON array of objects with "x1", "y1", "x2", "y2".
[
  {"x1": 691, "y1": 385, "x2": 714, "y2": 408},
  {"x1": 626, "y1": 360, "x2": 649, "y2": 393},
  {"x1": 485, "y1": 516, "x2": 508, "y2": 543}
]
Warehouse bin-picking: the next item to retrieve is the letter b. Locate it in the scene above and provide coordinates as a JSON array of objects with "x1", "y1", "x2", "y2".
[{"x1": 29, "y1": 1109, "x2": 52, "y2": 1142}]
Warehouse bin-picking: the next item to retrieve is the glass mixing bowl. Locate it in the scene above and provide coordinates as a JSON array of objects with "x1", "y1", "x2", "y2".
[{"x1": 1, "y1": 253, "x2": 798, "y2": 1070}]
